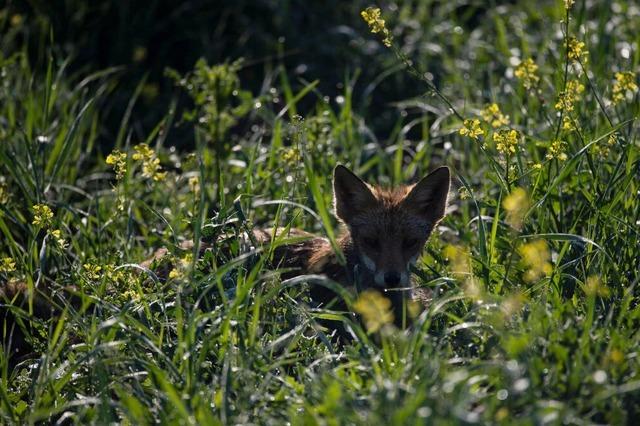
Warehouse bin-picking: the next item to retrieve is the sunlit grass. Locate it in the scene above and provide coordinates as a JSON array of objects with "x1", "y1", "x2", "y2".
[{"x1": 1, "y1": 0, "x2": 639, "y2": 423}]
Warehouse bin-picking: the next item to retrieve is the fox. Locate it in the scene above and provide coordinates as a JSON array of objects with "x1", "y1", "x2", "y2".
[{"x1": 252, "y1": 164, "x2": 451, "y2": 326}]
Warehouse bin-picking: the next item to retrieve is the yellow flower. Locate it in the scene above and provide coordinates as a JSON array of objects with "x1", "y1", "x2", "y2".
[
  {"x1": 1, "y1": 257, "x2": 16, "y2": 273},
  {"x1": 611, "y1": 71, "x2": 638, "y2": 105},
  {"x1": 132, "y1": 143, "x2": 166, "y2": 181},
  {"x1": 361, "y1": 7, "x2": 393, "y2": 47},
  {"x1": 48, "y1": 229, "x2": 68, "y2": 249},
  {"x1": 518, "y1": 240, "x2": 553, "y2": 282},
  {"x1": 83, "y1": 263, "x2": 103, "y2": 280},
  {"x1": 546, "y1": 139, "x2": 568, "y2": 161},
  {"x1": 282, "y1": 147, "x2": 301, "y2": 165},
  {"x1": 584, "y1": 275, "x2": 610, "y2": 297},
  {"x1": 188, "y1": 176, "x2": 200, "y2": 194},
  {"x1": 104, "y1": 264, "x2": 127, "y2": 282},
  {"x1": 458, "y1": 187, "x2": 471, "y2": 200},
  {"x1": 562, "y1": 116, "x2": 576, "y2": 131},
  {"x1": 459, "y1": 119, "x2": 484, "y2": 140},
  {"x1": 493, "y1": 129, "x2": 520, "y2": 155},
  {"x1": 32, "y1": 204, "x2": 54, "y2": 228},
  {"x1": 0, "y1": 179, "x2": 9, "y2": 204},
  {"x1": 106, "y1": 150, "x2": 128, "y2": 180},
  {"x1": 168, "y1": 268, "x2": 182, "y2": 280},
  {"x1": 567, "y1": 37, "x2": 588, "y2": 63},
  {"x1": 353, "y1": 289, "x2": 394, "y2": 333},
  {"x1": 481, "y1": 103, "x2": 510, "y2": 128},
  {"x1": 503, "y1": 187, "x2": 530, "y2": 229},
  {"x1": 555, "y1": 80, "x2": 585, "y2": 112},
  {"x1": 514, "y1": 58, "x2": 540, "y2": 90},
  {"x1": 608, "y1": 349, "x2": 624, "y2": 365}
]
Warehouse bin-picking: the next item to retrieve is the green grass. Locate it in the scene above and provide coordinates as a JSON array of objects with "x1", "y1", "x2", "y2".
[{"x1": 1, "y1": 1, "x2": 640, "y2": 424}]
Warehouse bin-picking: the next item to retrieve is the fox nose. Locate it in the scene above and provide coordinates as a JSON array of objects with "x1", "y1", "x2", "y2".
[{"x1": 384, "y1": 271, "x2": 401, "y2": 286}]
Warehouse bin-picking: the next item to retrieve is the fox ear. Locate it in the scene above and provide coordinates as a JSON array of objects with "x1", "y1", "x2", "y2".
[
  {"x1": 333, "y1": 165, "x2": 377, "y2": 223},
  {"x1": 403, "y1": 166, "x2": 451, "y2": 223}
]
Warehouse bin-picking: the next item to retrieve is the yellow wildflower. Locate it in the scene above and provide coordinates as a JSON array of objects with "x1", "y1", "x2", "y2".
[
  {"x1": 493, "y1": 129, "x2": 520, "y2": 155},
  {"x1": 458, "y1": 187, "x2": 471, "y2": 200},
  {"x1": 1, "y1": 257, "x2": 16, "y2": 273},
  {"x1": 514, "y1": 58, "x2": 540, "y2": 90},
  {"x1": 481, "y1": 103, "x2": 510, "y2": 128},
  {"x1": 83, "y1": 263, "x2": 103, "y2": 280},
  {"x1": 188, "y1": 176, "x2": 200, "y2": 194},
  {"x1": 48, "y1": 229, "x2": 68, "y2": 249},
  {"x1": 608, "y1": 349, "x2": 624, "y2": 365},
  {"x1": 361, "y1": 7, "x2": 393, "y2": 47},
  {"x1": 132, "y1": 143, "x2": 166, "y2": 181},
  {"x1": 459, "y1": 119, "x2": 484, "y2": 140},
  {"x1": 567, "y1": 37, "x2": 588, "y2": 63},
  {"x1": 282, "y1": 147, "x2": 301, "y2": 165},
  {"x1": 168, "y1": 268, "x2": 182, "y2": 280},
  {"x1": 32, "y1": 204, "x2": 54, "y2": 228},
  {"x1": 555, "y1": 80, "x2": 585, "y2": 112},
  {"x1": 611, "y1": 71, "x2": 638, "y2": 105},
  {"x1": 562, "y1": 116, "x2": 576, "y2": 131},
  {"x1": 0, "y1": 179, "x2": 9, "y2": 204},
  {"x1": 546, "y1": 139, "x2": 568, "y2": 161},
  {"x1": 584, "y1": 275, "x2": 610, "y2": 297},
  {"x1": 503, "y1": 187, "x2": 530, "y2": 230},
  {"x1": 106, "y1": 150, "x2": 128, "y2": 180},
  {"x1": 518, "y1": 240, "x2": 553, "y2": 282},
  {"x1": 353, "y1": 289, "x2": 394, "y2": 332},
  {"x1": 104, "y1": 264, "x2": 127, "y2": 282}
]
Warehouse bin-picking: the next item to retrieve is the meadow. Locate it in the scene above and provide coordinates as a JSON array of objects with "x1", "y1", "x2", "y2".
[{"x1": 1, "y1": 0, "x2": 639, "y2": 424}]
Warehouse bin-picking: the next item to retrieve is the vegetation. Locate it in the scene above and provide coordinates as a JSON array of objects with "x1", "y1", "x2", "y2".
[{"x1": 1, "y1": 0, "x2": 639, "y2": 423}]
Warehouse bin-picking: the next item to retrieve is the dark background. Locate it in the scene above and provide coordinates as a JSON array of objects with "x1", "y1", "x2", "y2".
[{"x1": 1, "y1": 0, "x2": 497, "y2": 149}]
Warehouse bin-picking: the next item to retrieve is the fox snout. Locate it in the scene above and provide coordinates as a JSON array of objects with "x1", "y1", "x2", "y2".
[{"x1": 362, "y1": 251, "x2": 411, "y2": 288}]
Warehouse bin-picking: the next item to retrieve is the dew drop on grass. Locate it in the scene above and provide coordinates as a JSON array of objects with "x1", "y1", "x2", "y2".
[
  {"x1": 593, "y1": 370, "x2": 607, "y2": 384},
  {"x1": 417, "y1": 407, "x2": 432, "y2": 418},
  {"x1": 513, "y1": 378, "x2": 529, "y2": 392}
]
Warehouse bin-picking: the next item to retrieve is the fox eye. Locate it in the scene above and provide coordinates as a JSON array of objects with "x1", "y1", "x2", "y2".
[
  {"x1": 363, "y1": 237, "x2": 380, "y2": 249},
  {"x1": 403, "y1": 238, "x2": 420, "y2": 249}
]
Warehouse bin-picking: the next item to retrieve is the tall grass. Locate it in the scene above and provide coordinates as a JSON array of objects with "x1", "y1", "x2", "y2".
[{"x1": 1, "y1": 0, "x2": 639, "y2": 423}]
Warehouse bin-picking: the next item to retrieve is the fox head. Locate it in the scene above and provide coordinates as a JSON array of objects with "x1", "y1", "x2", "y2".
[{"x1": 333, "y1": 165, "x2": 450, "y2": 288}]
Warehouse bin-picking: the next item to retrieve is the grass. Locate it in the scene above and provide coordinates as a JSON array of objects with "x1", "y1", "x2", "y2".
[{"x1": 1, "y1": 1, "x2": 639, "y2": 424}]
